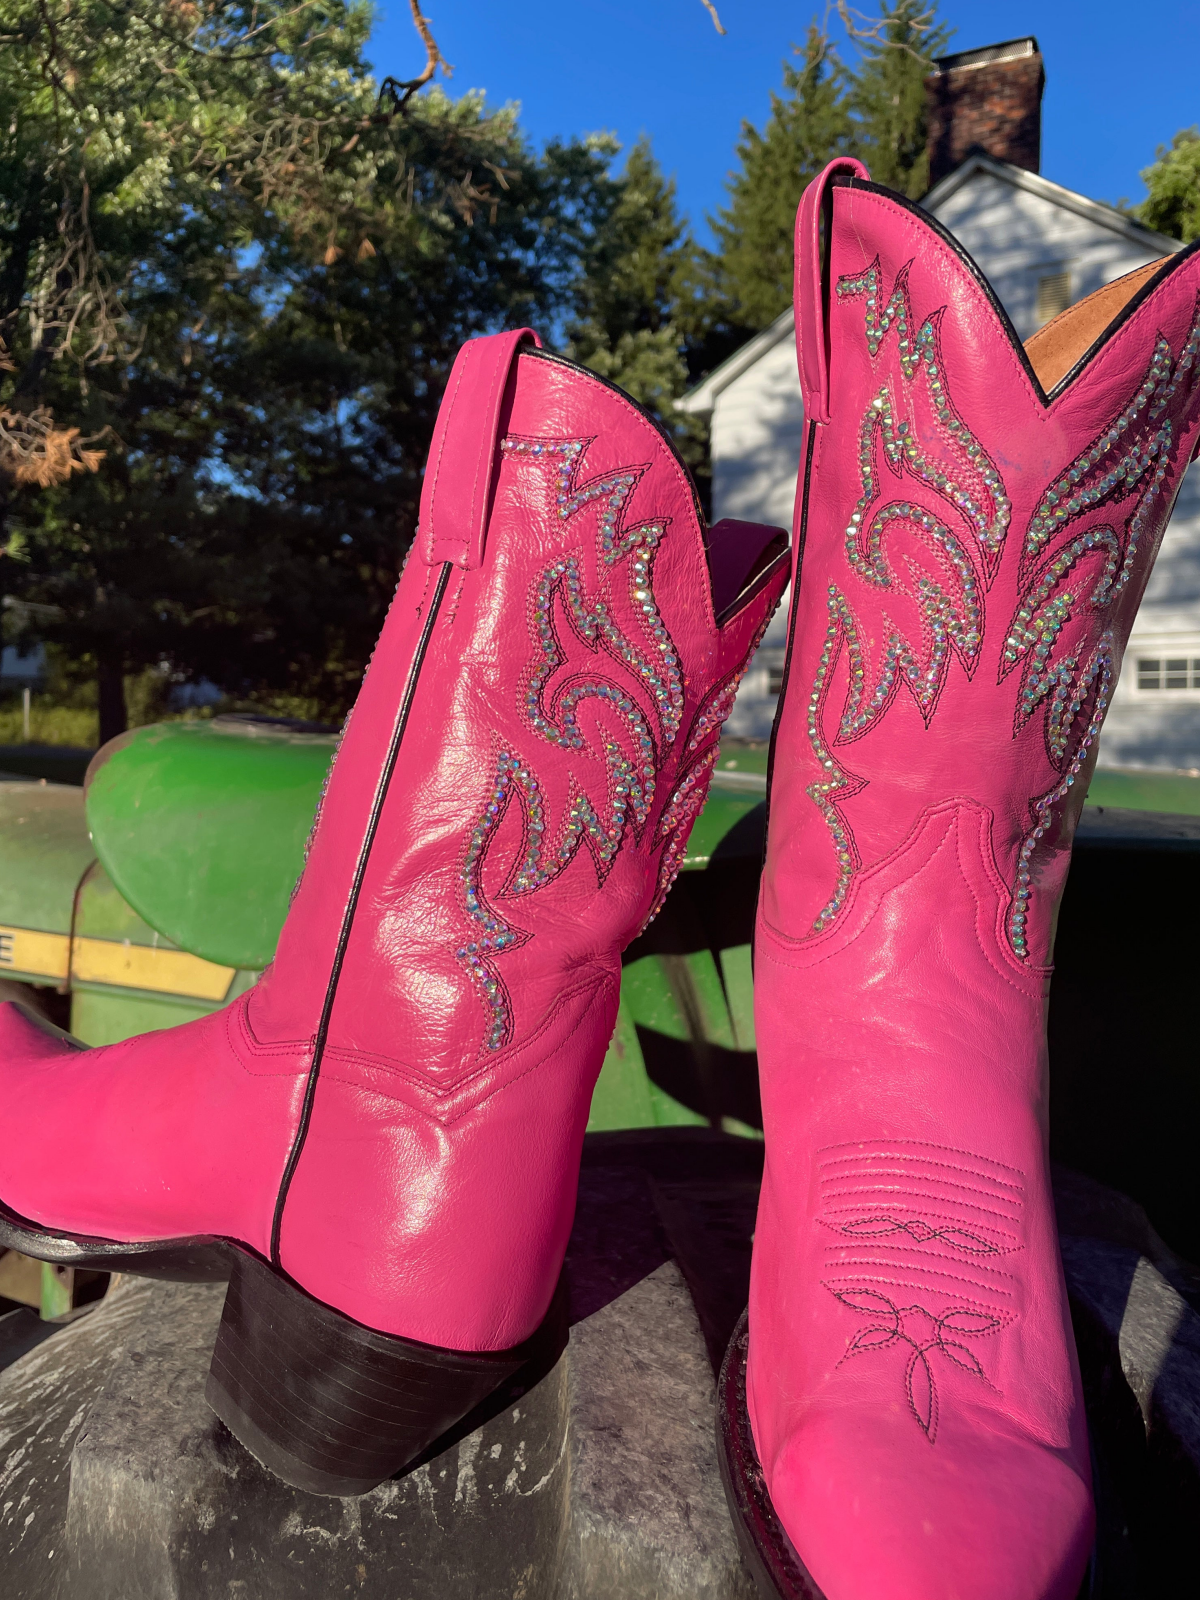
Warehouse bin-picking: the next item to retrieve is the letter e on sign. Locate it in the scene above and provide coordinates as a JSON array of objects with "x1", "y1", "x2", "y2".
[{"x1": 0, "y1": 931, "x2": 13, "y2": 966}]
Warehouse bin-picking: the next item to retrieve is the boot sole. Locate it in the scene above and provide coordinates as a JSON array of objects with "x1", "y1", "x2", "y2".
[
  {"x1": 715, "y1": 1311, "x2": 826, "y2": 1600},
  {"x1": 716, "y1": 1311, "x2": 1098, "y2": 1600},
  {"x1": 0, "y1": 1200, "x2": 567, "y2": 1498},
  {"x1": 0, "y1": 1195, "x2": 231, "y2": 1280}
]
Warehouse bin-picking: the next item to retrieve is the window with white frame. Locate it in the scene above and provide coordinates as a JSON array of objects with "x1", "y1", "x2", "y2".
[{"x1": 1136, "y1": 657, "x2": 1200, "y2": 691}]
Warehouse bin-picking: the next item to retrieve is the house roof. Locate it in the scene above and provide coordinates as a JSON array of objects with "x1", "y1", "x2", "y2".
[
  {"x1": 676, "y1": 309, "x2": 794, "y2": 415},
  {"x1": 679, "y1": 151, "x2": 1182, "y2": 417},
  {"x1": 922, "y1": 149, "x2": 1182, "y2": 255}
]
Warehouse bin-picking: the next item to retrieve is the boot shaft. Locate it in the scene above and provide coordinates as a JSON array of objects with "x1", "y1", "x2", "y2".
[
  {"x1": 252, "y1": 333, "x2": 788, "y2": 1113},
  {"x1": 765, "y1": 162, "x2": 1200, "y2": 967}
]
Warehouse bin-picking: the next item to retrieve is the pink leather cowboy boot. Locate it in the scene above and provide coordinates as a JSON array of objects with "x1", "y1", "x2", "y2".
[
  {"x1": 0, "y1": 330, "x2": 788, "y2": 1495},
  {"x1": 718, "y1": 158, "x2": 1200, "y2": 1600}
]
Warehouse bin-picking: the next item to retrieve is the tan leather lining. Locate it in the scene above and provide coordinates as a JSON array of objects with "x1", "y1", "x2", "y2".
[{"x1": 1023, "y1": 260, "x2": 1165, "y2": 392}]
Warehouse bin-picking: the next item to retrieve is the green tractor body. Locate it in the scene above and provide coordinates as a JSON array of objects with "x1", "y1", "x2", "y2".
[{"x1": 0, "y1": 720, "x2": 772, "y2": 1133}]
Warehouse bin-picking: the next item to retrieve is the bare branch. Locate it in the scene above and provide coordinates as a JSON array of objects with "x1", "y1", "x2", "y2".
[
  {"x1": 378, "y1": 0, "x2": 452, "y2": 113},
  {"x1": 699, "y1": 0, "x2": 726, "y2": 35},
  {"x1": 823, "y1": 1, "x2": 939, "y2": 62}
]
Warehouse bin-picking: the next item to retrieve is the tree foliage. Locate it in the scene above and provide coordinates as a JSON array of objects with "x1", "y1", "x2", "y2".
[
  {"x1": 1138, "y1": 128, "x2": 1200, "y2": 243},
  {"x1": 710, "y1": 26, "x2": 853, "y2": 331},
  {"x1": 709, "y1": 1, "x2": 951, "y2": 330},
  {"x1": 849, "y1": 0, "x2": 951, "y2": 199},
  {"x1": 563, "y1": 136, "x2": 711, "y2": 489},
  {"x1": 0, "y1": 0, "x2": 965, "y2": 741},
  {"x1": 0, "y1": 3, "x2": 624, "y2": 738}
]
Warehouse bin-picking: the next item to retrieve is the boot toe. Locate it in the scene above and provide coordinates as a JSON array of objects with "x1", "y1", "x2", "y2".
[{"x1": 770, "y1": 1405, "x2": 1093, "y2": 1600}]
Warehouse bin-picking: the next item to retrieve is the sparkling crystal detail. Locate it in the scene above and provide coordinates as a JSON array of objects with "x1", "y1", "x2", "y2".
[
  {"x1": 456, "y1": 752, "x2": 526, "y2": 1053},
  {"x1": 837, "y1": 500, "x2": 982, "y2": 735},
  {"x1": 454, "y1": 431, "x2": 701, "y2": 1053},
  {"x1": 643, "y1": 744, "x2": 722, "y2": 926},
  {"x1": 807, "y1": 587, "x2": 863, "y2": 931},
  {"x1": 837, "y1": 260, "x2": 1010, "y2": 562},
  {"x1": 501, "y1": 436, "x2": 684, "y2": 744},
  {"x1": 1009, "y1": 636, "x2": 1113, "y2": 959},
  {"x1": 686, "y1": 607, "x2": 778, "y2": 753},
  {"x1": 1025, "y1": 305, "x2": 1200, "y2": 565},
  {"x1": 1005, "y1": 295, "x2": 1200, "y2": 955}
]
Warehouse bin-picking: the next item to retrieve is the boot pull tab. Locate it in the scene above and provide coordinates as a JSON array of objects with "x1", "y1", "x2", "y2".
[
  {"x1": 420, "y1": 327, "x2": 543, "y2": 569},
  {"x1": 794, "y1": 157, "x2": 870, "y2": 426}
]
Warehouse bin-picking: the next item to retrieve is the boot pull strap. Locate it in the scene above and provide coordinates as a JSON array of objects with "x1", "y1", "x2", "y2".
[
  {"x1": 794, "y1": 158, "x2": 870, "y2": 425},
  {"x1": 420, "y1": 327, "x2": 542, "y2": 569}
]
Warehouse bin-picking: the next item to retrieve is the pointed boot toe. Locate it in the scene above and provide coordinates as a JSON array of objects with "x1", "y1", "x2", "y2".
[
  {"x1": 776, "y1": 1405, "x2": 1091, "y2": 1600},
  {"x1": 0, "y1": 330, "x2": 789, "y2": 1493},
  {"x1": 721, "y1": 1316, "x2": 1093, "y2": 1600},
  {"x1": 724, "y1": 157, "x2": 1200, "y2": 1595}
]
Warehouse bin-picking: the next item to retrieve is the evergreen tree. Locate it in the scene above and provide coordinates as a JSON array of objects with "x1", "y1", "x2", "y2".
[
  {"x1": 849, "y1": 0, "x2": 953, "y2": 199},
  {"x1": 709, "y1": 26, "x2": 853, "y2": 330},
  {"x1": 0, "y1": 3, "x2": 622, "y2": 739},
  {"x1": 564, "y1": 137, "x2": 709, "y2": 486},
  {"x1": 1138, "y1": 129, "x2": 1200, "y2": 242}
]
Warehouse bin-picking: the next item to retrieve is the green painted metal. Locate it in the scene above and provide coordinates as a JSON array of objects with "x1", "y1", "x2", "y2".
[
  {"x1": 69, "y1": 985, "x2": 246, "y2": 1048},
  {"x1": 679, "y1": 772, "x2": 765, "y2": 867},
  {"x1": 39, "y1": 1263, "x2": 72, "y2": 1321},
  {"x1": 85, "y1": 719, "x2": 335, "y2": 971},
  {"x1": 0, "y1": 781, "x2": 92, "y2": 939},
  {"x1": 67, "y1": 863, "x2": 259, "y2": 1046}
]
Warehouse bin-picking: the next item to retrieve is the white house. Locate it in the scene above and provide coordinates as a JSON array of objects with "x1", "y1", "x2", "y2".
[{"x1": 682, "y1": 149, "x2": 1200, "y2": 771}]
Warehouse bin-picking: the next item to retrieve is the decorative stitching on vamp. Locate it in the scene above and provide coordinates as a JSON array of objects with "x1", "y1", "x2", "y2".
[{"x1": 818, "y1": 1136, "x2": 1024, "y2": 1441}]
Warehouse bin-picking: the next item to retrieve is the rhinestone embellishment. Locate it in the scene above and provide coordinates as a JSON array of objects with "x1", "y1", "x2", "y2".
[
  {"x1": 807, "y1": 588, "x2": 863, "y2": 931},
  {"x1": 1025, "y1": 315, "x2": 1200, "y2": 562},
  {"x1": 1009, "y1": 636, "x2": 1113, "y2": 958},
  {"x1": 645, "y1": 743, "x2": 721, "y2": 924},
  {"x1": 454, "y1": 430, "x2": 735, "y2": 1053},
  {"x1": 820, "y1": 266, "x2": 1200, "y2": 961},
  {"x1": 837, "y1": 259, "x2": 1010, "y2": 562},
  {"x1": 501, "y1": 437, "x2": 684, "y2": 743},
  {"x1": 1006, "y1": 294, "x2": 1200, "y2": 956}
]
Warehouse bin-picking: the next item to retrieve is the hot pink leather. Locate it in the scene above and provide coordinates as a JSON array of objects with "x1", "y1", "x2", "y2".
[
  {"x1": 751, "y1": 165, "x2": 1200, "y2": 1599},
  {"x1": 0, "y1": 340, "x2": 787, "y2": 1352}
]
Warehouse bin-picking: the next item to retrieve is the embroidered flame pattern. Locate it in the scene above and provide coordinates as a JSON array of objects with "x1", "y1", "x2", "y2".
[
  {"x1": 1005, "y1": 295, "x2": 1200, "y2": 954},
  {"x1": 455, "y1": 434, "x2": 734, "y2": 1053},
  {"x1": 804, "y1": 258, "x2": 1009, "y2": 932},
  {"x1": 809, "y1": 255, "x2": 1200, "y2": 954}
]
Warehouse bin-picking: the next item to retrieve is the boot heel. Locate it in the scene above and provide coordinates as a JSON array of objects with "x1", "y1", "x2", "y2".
[{"x1": 206, "y1": 1249, "x2": 565, "y2": 1496}]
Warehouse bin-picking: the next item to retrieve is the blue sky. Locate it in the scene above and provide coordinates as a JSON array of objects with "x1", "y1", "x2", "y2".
[{"x1": 365, "y1": 1, "x2": 1200, "y2": 241}]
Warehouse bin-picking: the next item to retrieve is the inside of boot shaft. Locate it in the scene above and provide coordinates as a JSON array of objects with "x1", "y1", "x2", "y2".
[
  {"x1": 1024, "y1": 259, "x2": 1165, "y2": 392},
  {"x1": 707, "y1": 519, "x2": 789, "y2": 624}
]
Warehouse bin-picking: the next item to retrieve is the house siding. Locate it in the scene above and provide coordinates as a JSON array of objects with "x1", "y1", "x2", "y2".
[{"x1": 931, "y1": 171, "x2": 1162, "y2": 340}]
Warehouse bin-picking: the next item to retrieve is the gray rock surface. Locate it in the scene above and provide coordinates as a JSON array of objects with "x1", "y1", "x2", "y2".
[
  {"x1": 561, "y1": 1263, "x2": 751, "y2": 1600},
  {"x1": 1, "y1": 1148, "x2": 1196, "y2": 1600},
  {"x1": 0, "y1": 1277, "x2": 157, "y2": 1599},
  {"x1": 1055, "y1": 1164, "x2": 1200, "y2": 1597},
  {"x1": 1, "y1": 1256, "x2": 745, "y2": 1599}
]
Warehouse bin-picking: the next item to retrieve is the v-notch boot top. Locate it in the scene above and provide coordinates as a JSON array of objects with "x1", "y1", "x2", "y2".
[
  {"x1": 720, "y1": 159, "x2": 1200, "y2": 1600},
  {"x1": 0, "y1": 330, "x2": 789, "y2": 1496}
]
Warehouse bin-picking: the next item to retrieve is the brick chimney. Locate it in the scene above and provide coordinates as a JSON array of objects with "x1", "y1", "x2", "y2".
[{"x1": 925, "y1": 37, "x2": 1045, "y2": 190}]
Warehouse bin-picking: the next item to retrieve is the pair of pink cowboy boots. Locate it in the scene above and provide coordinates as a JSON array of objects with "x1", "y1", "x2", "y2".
[{"x1": 4, "y1": 159, "x2": 1200, "y2": 1599}]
